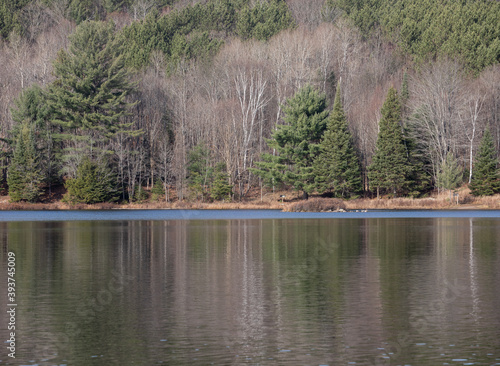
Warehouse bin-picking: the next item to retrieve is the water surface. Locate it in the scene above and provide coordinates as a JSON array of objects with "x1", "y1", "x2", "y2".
[
  {"x1": 1, "y1": 208, "x2": 500, "y2": 221},
  {"x1": 0, "y1": 212, "x2": 499, "y2": 365}
]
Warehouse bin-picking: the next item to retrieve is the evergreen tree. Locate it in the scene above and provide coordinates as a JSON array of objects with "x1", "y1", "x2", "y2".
[
  {"x1": 69, "y1": 0, "x2": 106, "y2": 24},
  {"x1": 11, "y1": 84, "x2": 60, "y2": 193},
  {"x1": 0, "y1": 0, "x2": 30, "y2": 39},
  {"x1": 7, "y1": 129, "x2": 27, "y2": 203},
  {"x1": 64, "y1": 157, "x2": 118, "y2": 204},
  {"x1": 314, "y1": 83, "x2": 362, "y2": 198},
  {"x1": 211, "y1": 162, "x2": 232, "y2": 201},
  {"x1": 236, "y1": 0, "x2": 295, "y2": 41},
  {"x1": 133, "y1": 182, "x2": 149, "y2": 202},
  {"x1": 186, "y1": 143, "x2": 212, "y2": 201},
  {"x1": 151, "y1": 179, "x2": 165, "y2": 201},
  {"x1": 469, "y1": 129, "x2": 500, "y2": 196},
  {"x1": 403, "y1": 128, "x2": 432, "y2": 197},
  {"x1": 47, "y1": 20, "x2": 136, "y2": 157},
  {"x1": 252, "y1": 85, "x2": 328, "y2": 199},
  {"x1": 7, "y1": 124, "x2": 43, "y2": 202},
  {"x1": 437, "y1": 151, "x2": 462, "y2": 201},
  {"x1": 368, "y1": 87, "x2": 411, "y2": 197}
]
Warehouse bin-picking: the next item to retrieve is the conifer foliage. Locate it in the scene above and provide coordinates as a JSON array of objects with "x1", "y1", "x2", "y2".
[
  {"x1": 252, "y1": 85, "x2": 328, "y2": 199},
  {"x1": 368, "y1": 87, "x2": 411, "y2": 197},
  {"x1": 314, "y1": 84, "x2": 362, "y2": 198},
  {"x1": 211, "y1": 163, "x2": 232, "y2": 201},
  {"x1": 64, "y1": 158, "x2": 118, "y2": 204},
  {"x1": 48, "y1": 20, "x2": 136, "y2": 144},
  {"x1": 437, "y1": 151, "x2": 462, "y2": 201},
  {"x1": 7, "y1": 124, "x2": 43, "y2": 202},
  {"x1": 11, "y1": 85, "x2": 59, "y2": 192},
  {"x1": 469, "y1": 129, "x2": 500, "y2": 196}
]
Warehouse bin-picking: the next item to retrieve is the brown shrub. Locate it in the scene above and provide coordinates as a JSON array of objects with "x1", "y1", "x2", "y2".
[
  {"x1": 285, "y1": 197, "x2": 347, "y2": 212},
  {"x1": 0, "y1": 202, "x2": 61, "y2": 210},
  {"x1": 93, "y1": 202, "x2": 118, "y2": 210},
  {"x1": 172, "y1": 200, "x2": 194, "y2": 209}
]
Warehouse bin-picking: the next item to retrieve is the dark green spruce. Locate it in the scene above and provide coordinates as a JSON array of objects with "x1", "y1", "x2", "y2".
[
  {"x1": 211, "y1": 162, "x2": 232, "y2": 201},
  {"x1": 186, "y1": 143, "x2": 212, "y2": 201},
  {"x1": 314, "y1": 83, "x2": 362, "y2": 198},
  {"x1": 64, "y1": 157, "x2": 118, "y2": 204},
  {"x1": 7, "y1": 124, "x2": 43, "y2": 202},
  {"x1": 10, "y1": 84, "x2": 59, "y2": 193},
  {"x1": 368, "y1": 87, "x2": 411, "y2": 197},
  {"x1": 252, "y1": 85, "x2": 328, "y2": 199},
  {"x1": 403, "y1": 127, "x2": 432, "y2": 197},
  {"x1": 469, "y1": 129, "x2": 500, "y2": 196}
]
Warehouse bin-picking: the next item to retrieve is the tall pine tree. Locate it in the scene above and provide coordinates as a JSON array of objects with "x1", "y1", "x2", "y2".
[
  {"x1": 368, "y1": 87, "x2": 411, "y2": 197},
  {"x1": 469, "y1": 129, "x2": 500, "y2": 196},
  {"x1": 11, "y1": 84, "x2": 59, "y2": 194},
  {"x1": 252, "y1": 85, "x2": 328, "y2": 199},
  {"x1": 403, "y1": 128, "x2": 432, "y2": 197},
  {"x1": 314, "y1": 83, "x2": 362, "y2": 198},
  {"x1": 47, "y1": 20, "x2": 136, "y2": 164},
  {"x1": 7, "y1": 124, "x2": 43, "y2": 202}
]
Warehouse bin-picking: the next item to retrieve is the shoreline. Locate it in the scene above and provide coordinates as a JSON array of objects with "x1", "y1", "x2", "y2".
[{"x1": 1, "y1": 191, "x2": 499, "y2": 212}]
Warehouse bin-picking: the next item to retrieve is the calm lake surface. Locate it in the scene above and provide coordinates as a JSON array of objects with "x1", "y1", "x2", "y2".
[{"x1": 1, "y1": 210, "x2": 499, "y2": 365}]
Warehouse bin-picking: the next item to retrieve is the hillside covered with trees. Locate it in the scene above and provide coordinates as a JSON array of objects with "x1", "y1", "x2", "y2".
[{"x1": 1, "y1": 0, "x2": 499, "y2": 204}]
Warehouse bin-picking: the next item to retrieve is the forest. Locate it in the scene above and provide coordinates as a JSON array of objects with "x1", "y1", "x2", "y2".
[{"x1": 0, "y1": 0, "x2": 499, "y2": 204}]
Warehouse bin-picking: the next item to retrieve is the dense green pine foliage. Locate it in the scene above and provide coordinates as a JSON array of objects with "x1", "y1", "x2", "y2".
[
  {"x1": 68, "y1": 0, "x2": 106, "y2": 24},
  {"x1": 11, "y1": 85, "x2": 49, "y2": 134},
  {"x1": 0, "y1": 0, "x2": 31, "y2": 38},
  {"x1": 186, "y1": 144, "x2": 232, "y2": 201},
  {"x1": 436, "y1": 151, "x2": 462, "y2": 200},
  {"x1": 47, "y1": 21, "x2": 136, "y2": 151},
  {"x1": 469, "y1": 129, "x2": 500, "y2": 196},
  {"x1": 10, "y1": 85, "x2": 60, "y2": 190},
  {"x1": 368, "y1": 87, "x2": 411, "y2": 196},
  {"x1": 328, "y1": 0, "x2": 500, "y2": 71},
  {"x1": 314, "y1": 83, "x2": 362, "y2": 198},
  {"x1": 252, "y1": 85, "x2": 329, "y2": 199},
  {"x1": 151, "y1": 179, "x2": 165, "y2": 202},
  {"x1": 187, "y1": 143, "x2": 212, "y2": 201},
  {"x1": 64, "y1": 157, "x2": 118, "y2": 203},
  {"x1": 7, "y1": 124, "x2": 43, "y2": 202},
  {"x1": 236, "y1": 0, "x2": 295, "y2": 41},
  {"x1": 119, "y1": 0, "x2": 294, "y2": 69},
  {"x1": 133, "y1": 183, "x2": 148, "y2": 202},
  {"x1": 211, "y1": 163, "x2": 232, "y2": 201},
  {"x1": 403, "y1": 130, "x2": 432, "y2": 197}
]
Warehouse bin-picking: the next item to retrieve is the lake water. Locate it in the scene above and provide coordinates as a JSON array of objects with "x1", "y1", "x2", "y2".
[{"x1": 1, "y1": 210, "x2": 499, "y2": 365}]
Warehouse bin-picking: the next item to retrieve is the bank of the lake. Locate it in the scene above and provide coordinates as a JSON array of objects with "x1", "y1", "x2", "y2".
[{"x1": 1, "y1": 188, "x2": 499, "y2": 211}]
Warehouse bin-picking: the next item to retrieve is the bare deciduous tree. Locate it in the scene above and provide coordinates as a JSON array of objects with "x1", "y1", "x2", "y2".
[
  {"x1": 458, "y1": 81, "x2": 485, "y2": 183},
  {"x1": 232, "y1": 64, "x2": 269, "y2": 196},
  {"x1": 7, "y1": 33, "x2": 32, "y2": 90},
  {"x1": 409, "y1": 60, "x2": 466, "y2": 182},
  {"x1": 130, "y1": 0, "x2": 158, "y2": 21}
]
